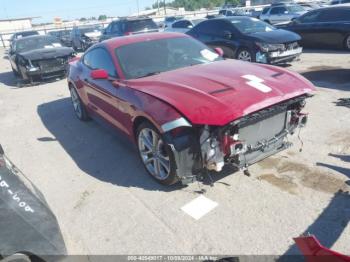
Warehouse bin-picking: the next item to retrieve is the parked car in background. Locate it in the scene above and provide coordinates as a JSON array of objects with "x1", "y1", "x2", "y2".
[
  {"x1": 100, "y1": 17, "x2": 158, "y2": 41},
  {"x1": 331, "y1": 0, "x2": 350, "y2": 4},
  {"x1": 71, "y1": 25, "x2": 102, "y2": 51},
  {"x1": 187, "y1": 17, "x2": 302, "y2": 64},
  {"x1": 276, "y1": 5, "x2": 350, "y2": 50},
  {"x1": 67, "y1": 32, "x2": 314, "y2": 185},
  {"x1": 9, "y1": 35, "x2": 75, "y2": 83},
  {"x1": 9, "y1": 30, "x2": 39, "y2": 43},
  {"x1": 165, "y1": 18, "x2": 206, "y2": 33},
  {"x1": 48, "y1": 29, "x2": 72, "y2": 47},
  {"x1": 297, "y1": 2, "x2": 323, "y2": 10},
  {"x1": 162, "y1": 16, "x2": 183, "y2": 28},
  {"x1": 260, "y1": 4, "x2": 307, "y2": 24}
]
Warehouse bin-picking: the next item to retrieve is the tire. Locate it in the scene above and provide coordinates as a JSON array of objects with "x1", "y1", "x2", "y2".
[
  {"x1": 11, "y1": 66, "x2": 19, "y2": 77},
  {"x1": 344, "y1": 35, "x2": 350, "y2": 50},
  {"x1": 264, "y1": 20, "x2": 271, "y2": 24},
  {"x1": 69, "y1": 86, "x2": 89, "y2": 121},
  {"x1": 220, "y1": 46, "x2": 235, "y2": 59},
  {"x1": 136, "y1": 121, "x2": 179, "y2": 185},
  {"x1": 236, "y1": 48, "x2": 255, "y2": 62}
]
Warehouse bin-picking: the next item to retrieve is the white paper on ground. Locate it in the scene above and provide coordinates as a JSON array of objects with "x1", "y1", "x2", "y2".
[{"x1": 181, "y1": 195, "x2": 218, "y2": 220}]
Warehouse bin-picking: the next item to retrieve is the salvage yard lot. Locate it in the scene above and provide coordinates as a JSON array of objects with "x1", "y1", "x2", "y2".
[{"x1": 0, "y1": 47, "x2": 349, "y2": 257}]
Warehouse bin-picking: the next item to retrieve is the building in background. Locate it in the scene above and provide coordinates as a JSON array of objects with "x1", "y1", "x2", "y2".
[{"x1": 0, "y1": 17, "x2": 38, "y2": 32}]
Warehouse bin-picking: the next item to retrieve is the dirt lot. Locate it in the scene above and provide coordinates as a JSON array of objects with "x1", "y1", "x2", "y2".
[{"x1": 0, "y1": 48, "x2": 349, "y2": 258}]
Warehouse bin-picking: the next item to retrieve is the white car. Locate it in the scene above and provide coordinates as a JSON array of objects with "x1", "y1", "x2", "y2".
[{"x1": 165, "y1": 18, "x2": 206, "y2": 33}]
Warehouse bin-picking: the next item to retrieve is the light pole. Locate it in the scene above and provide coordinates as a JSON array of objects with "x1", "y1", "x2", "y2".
[{"x1": 136, "y1": 0, "x2": 140, "y2": 16}]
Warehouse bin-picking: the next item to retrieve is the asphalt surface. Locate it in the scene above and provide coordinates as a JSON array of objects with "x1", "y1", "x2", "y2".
[{"x1": 0, "y1": 48, "x2": 349, "y2": 259}]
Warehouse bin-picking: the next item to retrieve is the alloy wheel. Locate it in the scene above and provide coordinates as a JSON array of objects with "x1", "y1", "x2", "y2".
[
  {"x1": 346, "y1": 36, "x2": 350, "y2": 50},
  {"x1": 138, "y1": 128, "x2": 170, "y2": 180},
  {"x1": 237, "y1": 50, "x2": 252, "y2": 62},
  {"x1": 70, "y1": 88, "x2": 82, "y2": 119}
]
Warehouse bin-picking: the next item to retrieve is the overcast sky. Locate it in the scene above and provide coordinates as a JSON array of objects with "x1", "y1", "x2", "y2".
[{"x1": 1, "y1": 0, "x2": 159, "y2": 22}]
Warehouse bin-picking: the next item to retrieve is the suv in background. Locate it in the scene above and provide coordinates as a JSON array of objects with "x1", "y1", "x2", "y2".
[
  {"x1": 260, "y1": 4, "x2": 307, "y2": 24},
  {"x1": 71, "y1": 25, "x2": 102, "y2": 51},
  {"x1": 100, "y1": 17, "x2": 158, "y2": 41}
]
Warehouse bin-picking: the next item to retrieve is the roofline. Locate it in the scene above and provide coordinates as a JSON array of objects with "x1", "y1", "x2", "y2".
[{"x1": 0, "y1": 16, "x2": 40, "y2": 22}]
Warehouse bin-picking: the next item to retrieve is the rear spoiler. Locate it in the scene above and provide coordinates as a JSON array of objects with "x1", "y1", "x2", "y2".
[{"x1": 294, "y1": 235, "x2": 350, "y2": 262}]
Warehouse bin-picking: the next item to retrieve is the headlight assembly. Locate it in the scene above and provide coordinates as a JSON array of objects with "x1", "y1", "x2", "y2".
[{"x1": 256, "y1": 42, "x2": 286, "y2": 52}]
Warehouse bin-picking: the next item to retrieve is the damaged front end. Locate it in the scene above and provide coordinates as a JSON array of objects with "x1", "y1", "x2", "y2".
[{"x1": 163, "y1": 95, "x2": 310, "y2": 185}]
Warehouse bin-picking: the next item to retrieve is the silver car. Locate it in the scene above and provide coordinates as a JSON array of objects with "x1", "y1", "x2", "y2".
[
  {"x1": 164, "y1": 18, "x2": 206, "y2": 33},
  {"x1": 259, "y1": 4, "x2": 307, "y2": 24}
]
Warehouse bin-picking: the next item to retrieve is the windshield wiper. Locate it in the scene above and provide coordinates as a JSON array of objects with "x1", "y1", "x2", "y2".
[{"x1": 136, "y1": 71, "x2": 161, "y2": 79}]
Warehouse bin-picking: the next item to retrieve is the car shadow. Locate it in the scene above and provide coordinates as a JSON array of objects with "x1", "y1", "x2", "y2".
[
  {"x1": 316, "y1": 162, "x2": 350, "y2": 179},
  {"x1": 37, "y1": 97, "x2": 187, "y2": 192},
  {"x1": 0, "y1": 71, "x2": 20, "y2": 88},
  {"x1": 278, "y1": 190, "x2": 350, "y2": 261},
  {"x1": 301, "y1": 68, "x2": 350, "y2": 91}
]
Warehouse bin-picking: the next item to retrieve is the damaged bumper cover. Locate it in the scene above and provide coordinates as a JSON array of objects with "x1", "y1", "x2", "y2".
[{"x1": 163, "y1": 95, "x2": 310, "y2": 184}]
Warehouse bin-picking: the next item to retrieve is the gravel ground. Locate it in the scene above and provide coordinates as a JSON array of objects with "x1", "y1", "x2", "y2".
[{"x1": 0, "y1": 48, "x2": 349, "y2": 259}]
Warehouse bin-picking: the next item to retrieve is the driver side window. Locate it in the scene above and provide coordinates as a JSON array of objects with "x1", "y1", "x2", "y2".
[
  {"x1": 83, "y1": 48, "x2": 118, "y2": 77},
  {"x1": 299, "y1": 10, "x2": 321, "y2": 23}
]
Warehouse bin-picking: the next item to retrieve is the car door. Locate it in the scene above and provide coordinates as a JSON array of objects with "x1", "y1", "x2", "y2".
[
  {"x1": 269, "y1": 6, "x2": 288, "y2": 24},
  {"x1": 81, "y1": 47, "x2": 129, "y2": 133},
  {"x1": 316, "y1": 9, "x2": 350, "y2": 48},
  {"x1": 290, "y1": 10, "x2": 323, "y2": 47},
  {"x1": 8, "y1": 43, "x2": 18, "y2": 71}
]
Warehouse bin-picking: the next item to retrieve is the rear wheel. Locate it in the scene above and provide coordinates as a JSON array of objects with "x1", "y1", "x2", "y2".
[
  {"x1": 136, "y1": 122, "x2": 179, "y2": 185},
  {"x1": 344, "y1": 35, "x2": 350, "y2": 50},
  {"x1": 69, "y1": 87, "x2": 89, "y2": 121}
]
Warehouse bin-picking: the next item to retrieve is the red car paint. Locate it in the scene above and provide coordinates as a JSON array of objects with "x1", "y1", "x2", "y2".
[
  {"x1": 68, "y1": 32, "x2": 315, "y2": 140},
  {"x1": 294, "y1": 235, "x2": 350, "y2": 262}
]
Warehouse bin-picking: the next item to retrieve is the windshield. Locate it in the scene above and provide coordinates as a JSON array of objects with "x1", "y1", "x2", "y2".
[
  {"x1": 79, "y1": 26, "x2": 102, "y2": 34},
  {"x1": 115, "y1": 37, "x2": 223, "y2": 79},
  {"x1": 230, "y1": 17, "x2": 276, "y2": 34},
  {"x1": 16, "y1": 36, "x2": 62, "y2": 52},
  {"x1": 127, "y1": 19, "x2": 158, "y2": 32},
  {"x1": 287, "y1": 5, "x2": 306, "y2": 12}
]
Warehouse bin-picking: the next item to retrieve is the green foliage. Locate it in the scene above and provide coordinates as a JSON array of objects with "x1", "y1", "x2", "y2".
[
  {"x1": 151, "y1": 0, "x2": 242, "y2": 11},
  {"x1": 98, "y1": 15, "x2": 107, "y2": 21}
]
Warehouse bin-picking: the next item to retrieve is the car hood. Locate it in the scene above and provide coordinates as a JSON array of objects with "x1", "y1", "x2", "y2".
[
  {"x1": 126, "y1": 60, "x2": 315, "y2": 126},
  {"x1": 84, "y1": 31, "x2": 102, "y2": 38},
  {"x1": 19, "y1": 46, "x2": 74, "y2": 61},
  {"x1": 249, "y1": 29, "x2": 301, "y2": 44}
]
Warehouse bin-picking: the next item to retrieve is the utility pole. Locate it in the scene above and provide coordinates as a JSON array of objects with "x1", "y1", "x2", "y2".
[
  {"x1": 163, "y1": 0, "x2": 166, "y2": 15},
  {"x1": 157, "y1": 0, "x2": 160, "y2": 14},
  {"x1": 136, "y1": 0, "x2": 140, "y2": 16}
]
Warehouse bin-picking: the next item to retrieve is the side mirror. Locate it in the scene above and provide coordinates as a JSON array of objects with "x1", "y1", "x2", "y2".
[
  {"x1": 90, "y1": 69, "x2": 108, "y2": 80},
  {"x1": 223, "y1": 30, "x2": 232, "y2": 39},
  {"x1": 214, "y1": 47, "x2": 224, "y2": 57}
]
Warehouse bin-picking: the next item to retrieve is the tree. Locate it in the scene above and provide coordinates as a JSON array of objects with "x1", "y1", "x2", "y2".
[
  {"x1": 79, "y1": 17, "x2": 87, "y2": 21},
  {"x1": 98, "y1": 15, "x2": 107, "y2": 21}
]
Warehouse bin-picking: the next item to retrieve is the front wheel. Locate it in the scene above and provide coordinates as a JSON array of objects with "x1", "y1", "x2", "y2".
[
  {"x1": 136, "y1": 122, "x2": 179, "y2": 185},
  {"x1": 236, "y1": 48, "x2": 255, "y2": 62},
  {"x1": 344, "y1": 35, "x2": 350, "y2": 50}
]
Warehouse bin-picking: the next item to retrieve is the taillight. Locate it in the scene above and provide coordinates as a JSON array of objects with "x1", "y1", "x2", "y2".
[{"x1": 222, "y1": 134, "x2": 244, "y2": 155}]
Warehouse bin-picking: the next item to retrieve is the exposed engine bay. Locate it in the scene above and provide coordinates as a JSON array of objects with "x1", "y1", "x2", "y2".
[{"x1": 164, "y1": 95, "x2": 310, "y2": 184}]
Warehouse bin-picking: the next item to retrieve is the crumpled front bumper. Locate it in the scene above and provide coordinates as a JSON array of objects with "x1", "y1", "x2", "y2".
[{"x1": 256, "y1": 47, "x2": 303, "y2": 64}]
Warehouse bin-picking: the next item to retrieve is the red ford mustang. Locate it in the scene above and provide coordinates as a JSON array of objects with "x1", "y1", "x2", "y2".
[{"x1": 67, "y1": 32, "x2": 315, "y2": 185}]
